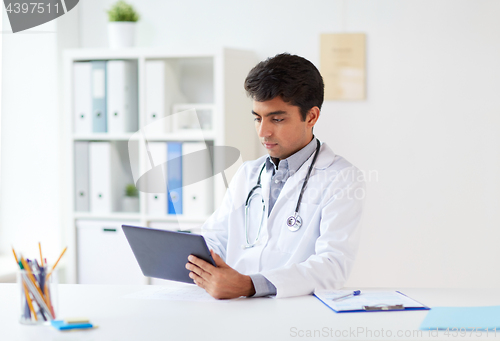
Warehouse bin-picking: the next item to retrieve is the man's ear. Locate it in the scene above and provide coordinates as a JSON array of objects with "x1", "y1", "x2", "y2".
[{"x1": 306, "y1": 106, "x2": 320, "y2": 128}]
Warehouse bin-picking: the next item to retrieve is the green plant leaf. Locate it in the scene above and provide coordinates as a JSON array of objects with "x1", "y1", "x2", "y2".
[
  {"x1": 125, "y1": 184, "x2": 139, "y2": 197},
  {"x1": 107, "y1": 1, "x2": 140, "y2": 22}
]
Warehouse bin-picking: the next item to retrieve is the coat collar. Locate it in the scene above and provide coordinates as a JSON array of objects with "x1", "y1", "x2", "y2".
[{"x1": 312, "y1": 142, "x2": 336, "y2": 170}]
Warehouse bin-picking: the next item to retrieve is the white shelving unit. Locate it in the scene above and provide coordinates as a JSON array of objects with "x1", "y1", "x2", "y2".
[{"x1": 62, "y1": 48, "x2": 259, "y2": 284}]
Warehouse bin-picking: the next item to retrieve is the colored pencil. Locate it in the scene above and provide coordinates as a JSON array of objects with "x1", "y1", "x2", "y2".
[
  {"x1": 39, "y1": 242, "x2": 44, "y2": 267},
  {"x1": 12, "y1": 246, "x2": 19, "y2": 265},
  {"x1": 13, "y1": 245, "x2": 59, "y2": 322},
  {"x1": 46, "y1": 247, "x2": 67, "y2": 280},
  {"x1": 22, "y1": 281, "x2": 38, "y2": 321},
  {"x1": 20, "y1": 256, "x2": 46, "y2": 304}
]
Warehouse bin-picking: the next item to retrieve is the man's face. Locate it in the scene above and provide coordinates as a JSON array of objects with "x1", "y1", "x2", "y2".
[{"x1": 252, "y1": 97, "x2": 317, "y2": 160}]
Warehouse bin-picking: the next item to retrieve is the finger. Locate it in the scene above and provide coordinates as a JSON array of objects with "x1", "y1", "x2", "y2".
[
  {"x1": 210, "y1": 250, "x2": 227, "y2": 268},
  {"x1": 187, "y1": 256, "x2": 211, "y2": 275},
  {"x1": 190, "y1": 271, "x2": 205, "y2": 288},
  {"x1": 188, "y1": 255, "x2": 214, "y2": 275},
  {"x1": 186, "y1": 262, "x2": 208, "y2": 278}
]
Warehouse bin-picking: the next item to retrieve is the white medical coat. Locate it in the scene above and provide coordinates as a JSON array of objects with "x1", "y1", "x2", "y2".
[{"x1": 202, "y1": 142, "x2": 365, "y2": 298}]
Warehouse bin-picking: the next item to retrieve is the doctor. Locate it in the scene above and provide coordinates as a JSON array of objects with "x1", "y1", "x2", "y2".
[{"x1": 186, "y1": 53, "x2": 365, "y2": 299}]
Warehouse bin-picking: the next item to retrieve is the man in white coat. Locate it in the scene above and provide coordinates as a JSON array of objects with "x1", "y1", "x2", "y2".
[{"x1": 185, "y1": 53, "x2": 365, "y2": 299}]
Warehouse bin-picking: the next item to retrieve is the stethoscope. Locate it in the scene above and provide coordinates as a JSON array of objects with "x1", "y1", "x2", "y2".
[{"x1": 242, "y1": 139, "x2": 321, "y2": 249}]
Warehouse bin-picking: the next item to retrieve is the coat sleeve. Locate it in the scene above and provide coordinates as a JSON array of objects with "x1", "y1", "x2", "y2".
[{"x1": 261, "y1": 166, "x2": 366, "y2": 298}]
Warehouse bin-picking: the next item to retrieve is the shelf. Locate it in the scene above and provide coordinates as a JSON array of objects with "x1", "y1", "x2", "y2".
[
  {"x1": 74, "y1": 212, "x2": 209, "y2": 223},
  {"x1": 73, "y1": 133, "x2": 137, "y2": 141},
  {"x1": 143, "y1": 131, "x2": 215, "y2": 141},
  {"x1": 145, "y1": 215, "x2": 209, "y2": 223},
  {"x1": 72, "y1": 132, "x2": 215, "y2": 142},
  {"x1": 65, "y1": 48, "x2": 258, "y2": 284},
  {"x1": 74, "y1": 212, "x2": 141, "y2": 221},
  {"x1": 64, "y1": 48, "x2": 222, "y2": 62}
]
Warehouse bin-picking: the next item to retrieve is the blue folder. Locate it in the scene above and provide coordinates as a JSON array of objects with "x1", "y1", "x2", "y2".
[
  {"x1": 420, "y1": 305, "x2": 500, "y2": 331},
  {"x1": 167, "y1": 142, "x2": 183, "y2": 214}
]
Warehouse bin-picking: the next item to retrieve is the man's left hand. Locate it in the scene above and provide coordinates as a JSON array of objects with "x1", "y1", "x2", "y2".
[{"x1": 186, "y1": 250, "x2": 256, "y2": 299}]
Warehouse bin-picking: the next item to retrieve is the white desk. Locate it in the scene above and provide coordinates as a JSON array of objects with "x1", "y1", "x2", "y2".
[{"x1": 1, "y1": 284, "x2": 499, "y2": 341}]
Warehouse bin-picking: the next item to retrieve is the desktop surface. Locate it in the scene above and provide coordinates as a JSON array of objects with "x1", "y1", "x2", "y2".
[{"x1": 1, "y1": 283, "x2": 499, "y2": 341}]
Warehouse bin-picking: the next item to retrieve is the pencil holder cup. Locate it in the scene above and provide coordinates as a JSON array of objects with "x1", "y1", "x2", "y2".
[{"x1": 18, "y1": 268, "x2": 59, "y2": 325}]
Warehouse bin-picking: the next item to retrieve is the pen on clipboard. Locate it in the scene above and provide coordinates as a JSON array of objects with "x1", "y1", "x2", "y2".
[{"x1": 332, "y1": 290, "x2": 361, "y2": 301}]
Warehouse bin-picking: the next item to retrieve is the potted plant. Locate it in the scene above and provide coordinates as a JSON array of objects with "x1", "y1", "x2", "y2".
[
  {"x1": 122, "y1": 183, "x2": 139, "y2": 212},
  {"x1": 106, "y1": 0, "x2": 140, "y2": 49}
]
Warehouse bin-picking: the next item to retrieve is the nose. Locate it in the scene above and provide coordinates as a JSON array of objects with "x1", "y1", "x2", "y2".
[{"x1": 257, "y1": 119, "x2": 272, "y2": 138}]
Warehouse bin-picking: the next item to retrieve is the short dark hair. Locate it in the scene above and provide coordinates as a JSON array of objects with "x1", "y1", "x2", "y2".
[{"x1": 244, "y1": 53, "x2": 324, "y2": 121}]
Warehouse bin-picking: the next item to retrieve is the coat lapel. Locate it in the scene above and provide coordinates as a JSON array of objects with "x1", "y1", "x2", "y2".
[{"x1": 267, "y1": 143, "x2": 335, "y2": 220}]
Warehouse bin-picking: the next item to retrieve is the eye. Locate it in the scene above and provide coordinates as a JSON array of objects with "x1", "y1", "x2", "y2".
[
  {"x1": 273, "y1": 118, "x2": 284, "y2": 122},
  {"x1": 254, "y1": 117, "x2": 261, "y2": 122}
]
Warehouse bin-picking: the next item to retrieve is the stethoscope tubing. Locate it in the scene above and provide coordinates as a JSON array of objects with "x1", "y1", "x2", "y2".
[
  {"x1": 243, "y1": 139, "x2": 321, "y2": 248},
  {"x1": 293, "y1": 139, "x2": 321, "y2": 215}
]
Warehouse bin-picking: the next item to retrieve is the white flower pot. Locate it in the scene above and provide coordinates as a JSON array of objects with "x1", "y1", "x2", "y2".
[
  {"x1": 108, "y1": 22, "x2": 136, "y2": 49},
  {"x1": 122, "y1": 197, "x2": 139, "y2": 212}
]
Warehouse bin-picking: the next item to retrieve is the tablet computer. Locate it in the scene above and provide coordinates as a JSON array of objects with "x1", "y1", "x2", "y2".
[{"x1": 122, "y1": 224, "x2": 215, "y2": 284}]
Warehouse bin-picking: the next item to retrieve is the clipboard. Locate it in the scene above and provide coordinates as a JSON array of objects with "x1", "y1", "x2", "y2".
[{"x1": 314, "y1": 290, "x2": 430, "y2": 313}]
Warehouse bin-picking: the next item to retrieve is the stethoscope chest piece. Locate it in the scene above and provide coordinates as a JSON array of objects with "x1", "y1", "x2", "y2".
[{"x1": 287, "y1": 214, "x2": 302, "y2": 232}]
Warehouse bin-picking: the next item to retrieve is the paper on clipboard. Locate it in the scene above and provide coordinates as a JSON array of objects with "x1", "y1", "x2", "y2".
[{"x1": 314, "y1": 290, "x2": 429, "y2": 313}]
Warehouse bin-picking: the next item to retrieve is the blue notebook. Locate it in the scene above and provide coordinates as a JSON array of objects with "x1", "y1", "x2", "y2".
[
  {"x1": 420, "y1": 306, "x2": 500, "y2": 331},
  {"x1": 51, "y1": 320, "x2": 93, "y2": 331}
]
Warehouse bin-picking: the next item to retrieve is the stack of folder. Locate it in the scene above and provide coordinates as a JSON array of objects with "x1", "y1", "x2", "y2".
[
  {"x1": 145, "y1": 141, "x2": 214, "y2": 216},
  {"x1": 75, "y1": 140, "x2": 214, "y2": 216},
  {"x1": 74, "y1": 141, "x2": 130, "y2": 213},
  {"x1": 73, "y1": 60, "x2": 138, "y2": 134}
]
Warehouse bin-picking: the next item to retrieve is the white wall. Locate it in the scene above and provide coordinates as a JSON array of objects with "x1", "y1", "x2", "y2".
[
  {"x1": 0, "y1": 6, "x2": 79, "y2": 265},
  {"x1": 317, "y1": 1, "x2": 500, "y2": 289},
  {"x1": 3, "y1": 0, "x2": 500, "y2": 288}
]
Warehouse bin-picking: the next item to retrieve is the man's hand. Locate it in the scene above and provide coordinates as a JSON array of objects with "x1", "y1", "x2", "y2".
[{"x1": 185, "y1": 250, "x2": 256, "y2": 299}]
